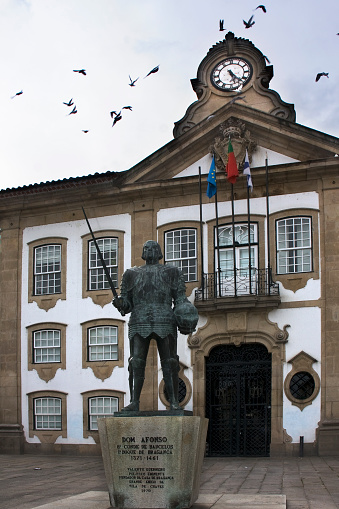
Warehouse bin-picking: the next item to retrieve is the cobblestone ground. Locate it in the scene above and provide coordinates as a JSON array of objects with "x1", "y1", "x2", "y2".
[{"x1": 0, "y1": 455, "x2": 339, "y2": 509}]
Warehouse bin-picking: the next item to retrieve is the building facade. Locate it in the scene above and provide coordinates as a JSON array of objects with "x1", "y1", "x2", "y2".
[{"x1": 1, "y1": 33, "x2": 339, "y2": 456}]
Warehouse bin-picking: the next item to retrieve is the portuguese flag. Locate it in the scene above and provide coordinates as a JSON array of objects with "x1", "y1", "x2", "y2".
[{"x1": 226, "y1": 139, "x2": 239, "y2": 184}]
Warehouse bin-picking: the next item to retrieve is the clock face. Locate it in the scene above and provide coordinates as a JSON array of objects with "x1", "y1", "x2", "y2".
[{"x1": 211, "y1": 58, "x2": 252, "y2": 91}]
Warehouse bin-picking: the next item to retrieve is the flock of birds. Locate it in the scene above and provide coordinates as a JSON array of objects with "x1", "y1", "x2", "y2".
[
  {"x1": 10, "y1": 65, "x2": 160, "y2": 133},
  {"x1": 10, "y1": 4, "x2": 336, "y2": 134},
  {"x1": 220, "y1": 4, "x2": 334, "y2": 85}
]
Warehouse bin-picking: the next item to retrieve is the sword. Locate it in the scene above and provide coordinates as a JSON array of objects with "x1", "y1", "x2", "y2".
[{"x1": 82, "y1": 207, "x2": 118, "y2": 299}]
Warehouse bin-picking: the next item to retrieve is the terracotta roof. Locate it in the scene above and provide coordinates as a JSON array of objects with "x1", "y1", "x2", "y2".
[{"x1": 0, "y1": 170, "x2": 126, "y2": 197}]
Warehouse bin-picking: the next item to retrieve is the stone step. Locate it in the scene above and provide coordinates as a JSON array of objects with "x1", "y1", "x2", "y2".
[{"x1": 194, "y1": 493, "x2": 286, "y2": 508}]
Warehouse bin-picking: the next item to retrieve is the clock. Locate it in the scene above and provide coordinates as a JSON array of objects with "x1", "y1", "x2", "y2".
[{"x1": 211, "y1": 57, "x2": 252, "y2": 91}]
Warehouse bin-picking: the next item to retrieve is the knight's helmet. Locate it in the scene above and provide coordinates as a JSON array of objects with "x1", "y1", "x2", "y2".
[{"x1": 141, "y1": 240, "x2": 163, "y2": 261}]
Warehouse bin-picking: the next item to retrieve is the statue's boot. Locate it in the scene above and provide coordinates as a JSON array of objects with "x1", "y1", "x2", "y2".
[
  {"x1": 122, "y1": 366, "x2": 145, "y2": 411},
  {"x1": 163, "y1": 365, "x2": 181, "y2": 411}
]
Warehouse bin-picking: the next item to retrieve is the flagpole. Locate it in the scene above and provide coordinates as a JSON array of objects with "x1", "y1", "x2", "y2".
[
  {"x1": 198, "y1": 166, "x2": 205, "y2": 299},
  {"x1": 214, "y1": 186, "x2": 222, "y2": 297},
  {"x1": 265, "y1": 155, "x2": 271, "y2": 295},
  {"x1": 247, "y1": 183, "x2": 252, "y2": 294},
  {"x1": 231, "y1": 183, "x2": 237, "y2": 297}
]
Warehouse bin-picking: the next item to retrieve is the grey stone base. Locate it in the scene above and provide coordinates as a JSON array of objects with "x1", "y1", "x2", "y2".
[
  {"x1": 32, "y1": 492, "x2": 286, "y2": 509},
  {"x1": 98, "y1": 415, "x2": 208, "y2": 508},
  {"x1": 317, "y1": 420, "x2": 339, "y2": 455},
  {"x1": 0, "y1": 423, "x2": 24, "y2": 454}
]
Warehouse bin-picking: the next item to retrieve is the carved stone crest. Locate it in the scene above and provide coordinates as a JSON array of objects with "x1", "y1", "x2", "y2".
[{"x1": 209, "y1": 118, "x2": 257, "y2": 172}]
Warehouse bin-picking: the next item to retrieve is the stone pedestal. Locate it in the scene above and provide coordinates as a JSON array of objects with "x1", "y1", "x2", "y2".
[{"x1": 98, "y1": 413, "x2": 208, "y2": 509}]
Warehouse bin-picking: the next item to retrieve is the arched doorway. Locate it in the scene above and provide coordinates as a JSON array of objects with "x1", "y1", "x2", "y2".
[{"x1": 206, "y1": 343, "x2": 272, "y2": 457}]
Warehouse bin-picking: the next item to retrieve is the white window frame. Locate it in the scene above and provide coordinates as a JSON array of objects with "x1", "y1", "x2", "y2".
[
  {"x1": 88, "y1": 237, "x2": 118, "y2": 290},
  {"x1": 33, "y1": 329, "x2": 61, "y2": 363},
  {"x1": 215, "y1": 223, "x2": 258, "y2": 296},
  {"x1": 88, "y1": 326, "x2": 118, "y2": 361},
  {"x1": 34, "y1": 397, "x2": 62, "y2": 430},
  {"x1": 276, "y1": 217, "x2": 312, "y2": 274},
  {"x1": 34, "y1": 244, "x2": 61, "y2": 295},
  {"x1": 164, "y1": 228, "x2": 197, "y2": 282},
  {"x1": 89, "y1": 396, "x2": 118, "y2": 430}
]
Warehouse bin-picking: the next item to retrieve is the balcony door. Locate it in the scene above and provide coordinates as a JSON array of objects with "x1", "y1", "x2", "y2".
[{"x1": 215, "y1": 223, "x2": 258, "y2": 296}]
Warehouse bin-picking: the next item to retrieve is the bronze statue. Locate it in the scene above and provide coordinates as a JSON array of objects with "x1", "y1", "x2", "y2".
[{"x1": 113, "y1": 240, "x2": 199, "y2": 411}]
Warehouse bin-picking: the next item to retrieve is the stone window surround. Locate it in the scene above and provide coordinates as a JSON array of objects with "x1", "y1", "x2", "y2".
[
  {"x1": 271, "y1": 208, "x2": 319, "y2": 292},
  {"x1": 27, "y1": 322, "x2": 67, "y2": 382},
  {"x1": 82, "y1": 229, "x2": 124, "y2": 307},
  {"x1": 284, "y1": 351, "x2": 320, "y2": 411},
  {"x1": 81, "y1": 318, "x2": 125, "y2": 381},
  {"x1": 81, "y1": 389, "x2": 125, "y2": 442},
  {"x1": 157, "y1": 220, "x2": 201, "y2": 297},
  {"x1": 27, "y1": 390, "x2": 68, "y2": 443},
  {"x1": 28, "y1": 237, "x2": 67, "y2": 311},
  {"x1": 207, "y1": 214, "x2": 266, "y2": 274}
]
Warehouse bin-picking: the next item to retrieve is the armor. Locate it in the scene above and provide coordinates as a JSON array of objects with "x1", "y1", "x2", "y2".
[{"x1": 113, "y1": 240, "x2": 199, "y2": 411}]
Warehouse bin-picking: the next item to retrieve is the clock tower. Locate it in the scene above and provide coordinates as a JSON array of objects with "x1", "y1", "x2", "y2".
[{"x1": 173, "y1": 32, "x2": 295, "y2": 138}]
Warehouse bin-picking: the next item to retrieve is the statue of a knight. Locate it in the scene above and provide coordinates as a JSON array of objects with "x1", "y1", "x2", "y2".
[{"x1": 113, "y1": 240, "x2": 199, "y2": 411}]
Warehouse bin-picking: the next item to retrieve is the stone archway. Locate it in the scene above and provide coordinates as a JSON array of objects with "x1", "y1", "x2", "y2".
[{"x1": 188, "y1": 310, "x2": 289, "y2": 455}]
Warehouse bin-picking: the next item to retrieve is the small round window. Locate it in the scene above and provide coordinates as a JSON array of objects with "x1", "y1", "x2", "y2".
[{"x1": 289, "y1": 371, "x2": 315, "y2": 400}]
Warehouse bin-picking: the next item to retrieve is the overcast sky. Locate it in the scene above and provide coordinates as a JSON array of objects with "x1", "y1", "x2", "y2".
[{"x1": 1, "y1": 0, "x2": 338, "y2": 190}]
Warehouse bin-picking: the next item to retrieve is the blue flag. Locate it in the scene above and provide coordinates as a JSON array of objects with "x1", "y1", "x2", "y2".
[
  {"x1": 206, "y1": 156, "x2": 217, "y2": 198},
  {"x1": 243, "y1": 149, "x2": 253, "y2": 191}
]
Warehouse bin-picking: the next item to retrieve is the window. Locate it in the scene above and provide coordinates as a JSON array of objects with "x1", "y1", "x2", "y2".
[
  {"x1": 284, "y1": 351, "x2": 320, "y2": 411},
  {"x1": 82, "y1": 390, "x2": 124, "y2": 440},
  {"x1": 215, "y1": 223, "x2": 258, "y2": 295},
  {"x1": 165, "y1": 229, "x2": 197, "y2": 282},
  {"x1": 276, "y1": 217, "x2": 312, "y2": 274},
  {"x1": 88, "y1": 326, "x2": 118, "y2": 361},
  {"x1": 289, "y1": 372, "x2": 315, "y2": 400},
  {"x1": 88, "y1": 237, "x2": 118, "y2": 290},
  {"x1": 217, "y1": 223, "x2": 258, "y2": 273},
  {"x1": 34, "y1": 244, "x2": 61, "y2": 295},
  {"x1": 34, "y1": 397, "x2": 61, "y2": 430},
  {"x1": 33, "y1": 329, "x2": 61, "y2": 363},
  {"x1": 82, "y1": 319, "x2": 124, "y2": 380},
  {"x1": 88, "y1": 396, "x2": 118, "y2": 430}
]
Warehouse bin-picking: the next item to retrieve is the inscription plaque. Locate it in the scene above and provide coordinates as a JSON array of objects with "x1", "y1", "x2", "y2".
[{"x1": 98, "y1": 416, "x2": 208, "y2": 508}]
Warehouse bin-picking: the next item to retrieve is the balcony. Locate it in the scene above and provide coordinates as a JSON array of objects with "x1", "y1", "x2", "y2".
[{"x1": 194, "y1": 268, "x2": 280, "y2": 312}]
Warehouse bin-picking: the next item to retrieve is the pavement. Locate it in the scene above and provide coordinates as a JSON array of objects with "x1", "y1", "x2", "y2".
[{"x1": 0, "y1": 454, "x2": 339, "y2": 509}]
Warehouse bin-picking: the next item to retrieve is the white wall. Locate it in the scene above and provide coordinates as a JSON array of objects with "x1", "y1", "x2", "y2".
[{"x1": 21, "y1": 214, "x2": 131, "y2": 444}]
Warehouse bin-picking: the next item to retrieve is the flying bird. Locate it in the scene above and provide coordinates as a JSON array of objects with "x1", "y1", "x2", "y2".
[
  {"x1": 73, "y1": 69, "x2": 86, "y2": 75},
  {"x1": 112, "y1": 113, "x2": 122, "y2": 126},
  {"x1": 255, "y1": 5, "x2": 266, "y2": 12},
  {"x1": 110, "y1": 110, "x2": 120, "y2": 118},
  {"x1": 122, "y1": 106, "x2": 132, "y2": 111},
  {"x1": 82, "y1": 130, "x2": 89, "y2": 133},
  {"x1": 219, "y1": 19, "x2": 226, "y2": 31},
  {"x1": 129, "y1": 75, "x2": 139, "y2": 86},
  {"x1": 315, "y1": 72, "x2": 329, "y2": 82},
  {"x1": 11, "y1": 90, "x2": 23, "y2": 99},
  {"x1": 243, "y1": 15, "x2": 255, "y2": 28},
  {"x1": 68, "y1": 105, "x2": 77, "y2": 115},
  {"x1": 228, "y1": 69, "x2": 243, "y2": 84},
  {"x1": 229, "y1": 95, "x2": 247, "y2": 105},
  {"x1": 144, "y1": 65, "x2": 159, "y2": 78},
  {"x1": 63, "y1": 98, "x2": 74, "y2": 106}
]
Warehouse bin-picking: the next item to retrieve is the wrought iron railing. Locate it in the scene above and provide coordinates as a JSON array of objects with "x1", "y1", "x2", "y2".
[{"x1": 195, "y1": 268, "x2": 279, "y2": 301}]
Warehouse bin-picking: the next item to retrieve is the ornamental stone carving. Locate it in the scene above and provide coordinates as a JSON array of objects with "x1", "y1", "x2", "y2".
[{"x1": 209, "y1": 118, "x2": 257, "y2": 172}]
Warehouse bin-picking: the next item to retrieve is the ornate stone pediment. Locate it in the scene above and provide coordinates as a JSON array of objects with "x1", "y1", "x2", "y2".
[{"x1": 209, "y1": 118, "x2": 257, "y2": 171}]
